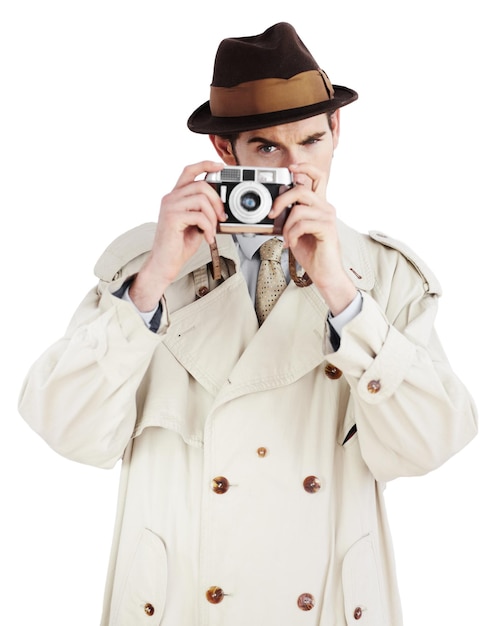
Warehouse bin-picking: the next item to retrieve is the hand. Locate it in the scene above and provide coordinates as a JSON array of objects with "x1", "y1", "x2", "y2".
[
  {"x1": 269, "y1": 162, "x2": 357, "y2": 315},
  {"x1": 129, "y1": 161, "x2": 226, "y2": 312}
]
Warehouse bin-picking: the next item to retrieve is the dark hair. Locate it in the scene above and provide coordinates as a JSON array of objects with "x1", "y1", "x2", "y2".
[{"x1": 216, "y1": 111, "x2": 336, "y2": 152}]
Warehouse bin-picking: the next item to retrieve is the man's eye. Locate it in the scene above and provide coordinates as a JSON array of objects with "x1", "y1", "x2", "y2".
[{"x1": 259, "y1": 145, "x2": 277, "y2": 154}]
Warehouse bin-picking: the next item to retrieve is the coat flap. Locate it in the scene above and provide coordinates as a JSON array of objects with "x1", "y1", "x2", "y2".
[
  {"x1": 94, "y1": 222, "x2": 156, "y2": 282},
  {"x1": 162, "y1": 273, "x2": 258, "y2": 396},
  {"x1": 162, "y1": 270, "x2": 328, "y2": 402},
  {"x1": 368, "y1": 230, "x2": 442, "y2": 295}
]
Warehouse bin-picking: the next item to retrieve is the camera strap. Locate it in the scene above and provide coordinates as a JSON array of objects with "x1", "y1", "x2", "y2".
[
  {"x1": 198, "y1": 241, "x2": 310, "y2": 297},
  {"x1": 288, "y1": 249, "x2": 312, "y2": 287},
  {"x1": 209, "y1": 239, "x2": 222, "y2": 281}
]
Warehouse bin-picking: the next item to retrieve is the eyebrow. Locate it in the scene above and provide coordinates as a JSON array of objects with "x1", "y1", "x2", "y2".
[{"x1": 246, "y1": 131, "x2": 327, "y2": 147}]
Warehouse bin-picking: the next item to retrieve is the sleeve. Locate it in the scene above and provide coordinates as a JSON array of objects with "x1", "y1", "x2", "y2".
[
  {"x1": 18, "y1": 223, "x2": 167, "y2": 469},
  {"x1": 325, "y1": 238, "x2": 478, "y2": 483},
  {"x1": 18, "y1": 284, "x2": 166, "y2": 469},
  {"x1": 327, "y1": 290, "x2": 363, "y2": 351},
  {"x1": 115, "y1": 280, "x2": 163, "y2": 332}
]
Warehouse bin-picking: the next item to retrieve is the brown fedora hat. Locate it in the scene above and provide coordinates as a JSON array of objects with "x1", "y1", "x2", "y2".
[{"x1": 187, "y1": 22, "x2": 358, "y2": 135}]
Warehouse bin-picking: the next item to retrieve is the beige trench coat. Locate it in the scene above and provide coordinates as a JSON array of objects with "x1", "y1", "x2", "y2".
[{"x1": 19, "y1": 219, "x2": 477, "y2": 626}]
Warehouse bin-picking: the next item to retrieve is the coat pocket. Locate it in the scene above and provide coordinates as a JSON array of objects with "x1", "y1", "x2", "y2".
[
  {"x1": 112, "y1": 528, "x2": 168, "y2": 626},
  {"x1": 342, "y1": 534, "x2": 385, "y2": 625}
]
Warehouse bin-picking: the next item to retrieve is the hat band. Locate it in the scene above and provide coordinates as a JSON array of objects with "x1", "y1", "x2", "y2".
[{"x1": 210, "y1": 69, "x2": 334, "y2": 118}]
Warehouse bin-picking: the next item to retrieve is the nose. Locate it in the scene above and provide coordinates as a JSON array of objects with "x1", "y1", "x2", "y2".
[
  {"x1": 275, "y1": 151, "x2": 311, "y2": 188},
  {"x1": 275, "y1": 148, "x2": 300, "y2": 173},
  {"x1": 281, "y1": 148, "x2": 301, "y2": 168}
]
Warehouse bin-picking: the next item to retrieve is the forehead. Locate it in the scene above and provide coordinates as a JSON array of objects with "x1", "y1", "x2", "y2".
[{"x1": 239, "y1": 113, "x2": 330, "y2": 144}]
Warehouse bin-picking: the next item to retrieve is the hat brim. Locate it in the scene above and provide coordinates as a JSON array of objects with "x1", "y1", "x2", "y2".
[{"x1": 187, "y1": 85, "x2": 358, "y2": 135}]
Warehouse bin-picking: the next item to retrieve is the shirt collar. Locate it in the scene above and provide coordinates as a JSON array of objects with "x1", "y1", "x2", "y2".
[{"x1": 235, "y1": 233, "x2": 284, "y2": 260}]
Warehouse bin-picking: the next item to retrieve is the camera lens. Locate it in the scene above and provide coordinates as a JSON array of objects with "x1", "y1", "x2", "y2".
[
  {"x1": 240, "y1": 191, "x2": 261, "y2": 212},
  {"x1": 229, "y1": 181, "x2": 272, "y2": 224}
]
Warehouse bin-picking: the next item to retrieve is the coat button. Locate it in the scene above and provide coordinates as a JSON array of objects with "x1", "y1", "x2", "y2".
[
  {"x1": 212, "y1": 476, "x2": 230, "y2": 494},
  {"x1": 354, "y1": 606, "x2": 363, "y2": 619},
  {"x1": 367, "y1": 379, "x2": 381, "y2": 394},
  {"x1": 144, "y1": 603, "x2": 155, "y2": 616},
  {"x1": 257, "y1": 446, "x2": 268, "y2": 457},
  {"x1": 206, "y1": 586, "x2": 225, "y2": 604},
  {"x1": 297, "y1": 593, "x2": 315, "y2": 611},
  {"x1": 303, "y1": 475, "x2": 321, "y2": 493},
  {"x1": 198, "y1": 286, "x2": 209, "y2": 297},
  {"x1": 324, "y1": 363, "x2": 342, "y2": 379}
]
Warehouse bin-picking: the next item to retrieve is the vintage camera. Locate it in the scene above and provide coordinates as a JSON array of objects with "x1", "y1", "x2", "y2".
[{"x1": 205, "y1": 166, "x2": 294, "y2": 234}]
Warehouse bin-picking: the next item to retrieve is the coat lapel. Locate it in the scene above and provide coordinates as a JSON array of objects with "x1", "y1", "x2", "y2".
[
  {"x1": 163, "y1": 273, "x2": 329, "y2": 403},
  {"x1": 215, "y1": 281, "x2": 329, "y2": 404},
  {"x1": 162, "y1": 221, "x2": 374, "y2": 401}
]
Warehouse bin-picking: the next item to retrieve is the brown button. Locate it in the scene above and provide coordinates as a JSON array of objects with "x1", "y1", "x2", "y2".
[
  {"x1": 212, "y1": 476, "x2": 230, "y2": 494},
  {"x1": 367, "y1": 379, "x2": 381, "y2": 394},
  {"x1": 324, "y1": 363, "x2": 343, "y2": 379},
  {"x1": 257, "y1": 447, "x2": 268, "y2": 457},
  {"x1": 354, "y1": 606, "x2": 363, "y2": 619},
  {"x1": 297, "y1": 592, "x2": 315, "y2": 611},
  {"x1": 303, "y1": 475, "x2": 321, "y2": 493},
  {"x1": 144, "y1": 603, "x2": 155, "y2": 616},
  {"x1": 206, "y1": 586, "x2": 225, "y2": 604},
  {"x1": 198, "y1": 286, "x2": 209, "y2": 297}
]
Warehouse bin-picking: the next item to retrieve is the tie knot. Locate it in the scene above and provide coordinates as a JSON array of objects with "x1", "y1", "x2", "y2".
[{"x1": 259, "y1": 237, "x2": 284, "y2": 262}]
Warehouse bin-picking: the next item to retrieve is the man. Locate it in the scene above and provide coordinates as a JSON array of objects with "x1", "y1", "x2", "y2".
[{"x1": 19, "y1": 22, "x2": 477, "y2": 625}]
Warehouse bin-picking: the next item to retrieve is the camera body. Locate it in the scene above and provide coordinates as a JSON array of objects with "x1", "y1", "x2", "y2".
[{"x1": 205, "y1": 166, "x2": 294, "y2": 234}]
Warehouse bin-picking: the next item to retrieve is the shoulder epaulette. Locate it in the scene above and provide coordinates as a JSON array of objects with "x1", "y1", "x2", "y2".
[
  {"x1": 94, "y1": 222, "x2": 156, "y2": 282},
  {"x1": 369, "y1": 230, "x2": 442, "y2": 295}
]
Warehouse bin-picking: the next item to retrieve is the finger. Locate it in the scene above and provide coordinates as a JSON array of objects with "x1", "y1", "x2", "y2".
[
  {"x1": 167, "y1": 179, "x2": 228, "y2": 221},
  {"x1": 165, "y1": 194, "x2": 223, "y2": 243},
  {"x1": 184, "y1": 213, "x2": 218, "y2": 245},
  {"x1": 268, "y1": 188, "x2": 316, "y2": 218},
  {"x1": 284, "y1": 218, "x2": 329, "y2": 249},
  {"x1": 289, "y1": 162, "x2": 327, "y2": 194},
  {"x1": 186, "y1": 180, "x2": 228, "y2": 221},
  {"x1": 282, "y1": 203, "x2": 335, "y2": 246},
  {"x1": 165, "y1": 208, "x2": 217, "y2": 246},
  {"x1": 173, "y1": 161, "x2": 224, "y2": 190}
]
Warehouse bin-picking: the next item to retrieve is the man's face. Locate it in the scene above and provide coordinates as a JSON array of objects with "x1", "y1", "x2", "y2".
[{"x1": 224, "y1": 111, "x2": 340, "y2": 188}]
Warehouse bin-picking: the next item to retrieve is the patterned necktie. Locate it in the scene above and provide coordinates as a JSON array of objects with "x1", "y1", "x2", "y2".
[{"x1": 255, "y1": 237, "x2": 287, "y2": 325}]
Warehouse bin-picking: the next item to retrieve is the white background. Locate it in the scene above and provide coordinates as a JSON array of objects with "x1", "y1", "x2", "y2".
[{"x1": 1, "y1": 1, "x2": 489, "y2": 624}]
